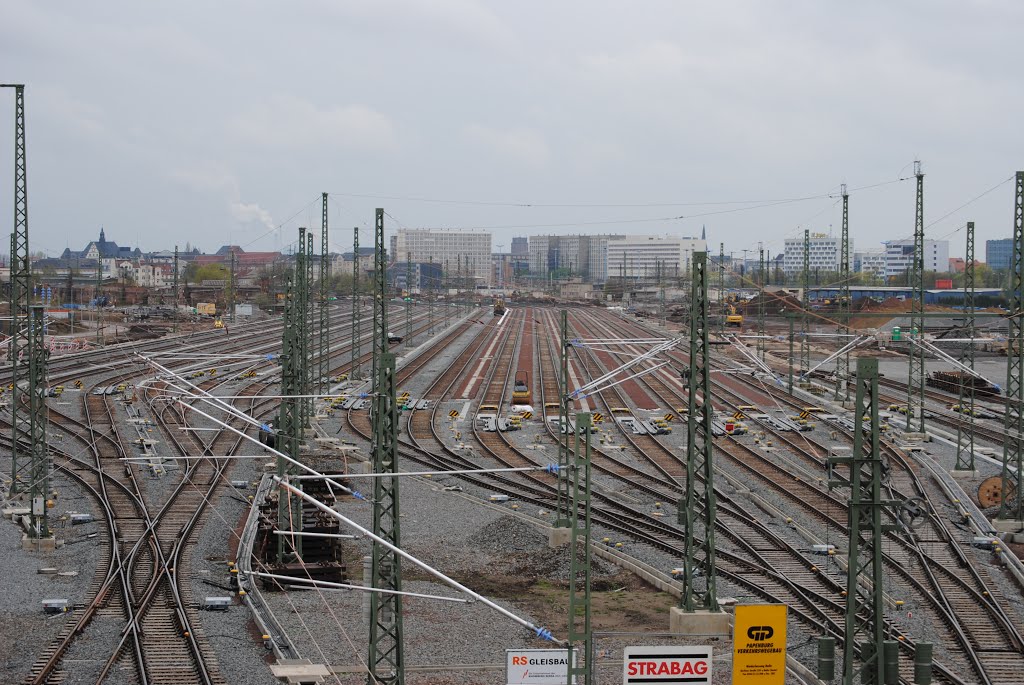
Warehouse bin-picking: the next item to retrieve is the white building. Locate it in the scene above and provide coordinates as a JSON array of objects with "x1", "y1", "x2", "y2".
[
  {"x1": 606, "y1": 235, "x2": 707, "y2": 282},
  {"x1": 395, "y1": 229, "x2": 492, "y2": 286},
  {"x1": 883, "y1": 239, "x2": 950, "y2": 278},
  {"x1": 854, "y1": 249, "x2": 887, "y2": 278},
  {"x1": 782, "y1": 233, "x2": 843, "y2": 274}
]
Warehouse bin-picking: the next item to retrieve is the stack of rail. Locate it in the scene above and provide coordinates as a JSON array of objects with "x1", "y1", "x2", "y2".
[{"x1": 926, "y1": 370, "x2": 1000, "y2": 398}]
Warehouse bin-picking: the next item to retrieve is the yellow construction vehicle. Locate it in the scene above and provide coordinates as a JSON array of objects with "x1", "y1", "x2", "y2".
[{"x1": 725, "y1": 303, "x2": 743, "y2": 327}]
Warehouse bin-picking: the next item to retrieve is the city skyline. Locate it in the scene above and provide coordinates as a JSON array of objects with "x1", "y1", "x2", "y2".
[{"x1": 1, "y1": 2, "x2": 1022, "y2": 260}]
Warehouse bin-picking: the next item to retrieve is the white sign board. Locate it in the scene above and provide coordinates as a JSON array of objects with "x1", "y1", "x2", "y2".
[
  {"x1": 235, "y1": 304, "x2": 254, "y2": 317},
  {"x1": 506, "y1": 648, "x2": 576, "y2": 685},
  {"x1": 623, "y1": 645, "x2": 712, "y2": 684}
]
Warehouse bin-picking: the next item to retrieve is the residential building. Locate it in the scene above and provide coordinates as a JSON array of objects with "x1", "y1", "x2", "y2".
[
  {"x1": 606, "y1": 234, "x2": 706, "y2": 283},
  {"x1": 782, "y1": 233, "x2": 843, "y2": 274},
  {"x1": 986, "y1": 238, "x2": 1013, "y2": 270},
  {"x1": 335, "y1": 247, "x2": 375, "y2": 277},
  {"x1": 135, "y1": 263, "x2": 175, "y2": 288},
  {"x1": 395, "y1": 229, "x2": 492, "y2": 286},
  {"x1": 883, "y1": 239, "x2": 950, "y2": 278}
]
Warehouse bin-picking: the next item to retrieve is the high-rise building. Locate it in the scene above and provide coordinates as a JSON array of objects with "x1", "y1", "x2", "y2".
[
  {"x1": 986, "y1": 238, "x2": 1013, "y2": 270},
  {"x1": 527, "y1": 234, "x2": 624, "y2": 284},
  {"x1": 395, "y1": 228, "x2": 492, "y2": 285},
  {"x1": 883, "y1": 239, "x2": 949, "y2": 278},
  {"x1": 511, "y1": 236, "x2": 528, "y2": 256},
  {"x1": 606, "y1": 234, "x2": 706, "y2": 283},
  {"x1": 782, "y1": 233, "x2": 843, "y2": 274}
]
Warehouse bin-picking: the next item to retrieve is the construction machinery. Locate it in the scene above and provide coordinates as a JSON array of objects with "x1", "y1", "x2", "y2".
[
  {"x1": 723, "y1": 293, "x2": 743, "y2": 327},
  {"x1": 512, "y1": 370, "x2": 531, "y2": 405}
]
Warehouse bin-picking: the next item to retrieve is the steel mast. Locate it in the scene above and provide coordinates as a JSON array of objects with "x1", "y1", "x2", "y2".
[
  {"x1": 800, "y1": 229, "x2": 810, "y2": 383},
  {"x1": 955, "y1": 221, "x2": 977, "y2": 472},
  {"x1": 828, "y1": 359, "x2": 895, "y2": 684},
  {"x1": 27, "y1": 305, "x2": 50, "y2": 539},
  {"x1": 276, "y1": 267, "x2": 302, "y2": 562},
  {"x1": 318, "y1": 193, "x2": 330, "y2": 397},
  {"x1": 907, "y1": 161, "x2": 926, "y2": 432},
  {"x1": 367, "y1": 208, "x2": 404, "y2": 684},
  {"x1": 679, "y1": 251, "x2": 719, "y2": 612},
  {"x1": 567, "y1": 411, "x2": 593, "y2": 684},
  {"x1": 352, "y1": 226, "x2": 362, "y2": 380},
  {"x1": 173, "y1": 246, "x2": 179, "y2": 334},
  {"x1": 757, "y1": 243, "x2": 766, "y2": 362},
  {"x1": 999, "y1": 172, "x2": 1024, "y2": 523},
  {"x1": 405, "y1": 252, "x2": 412, "y2": 346},
  {"x1": 304, "y1": 231, "x2": 315, "y2": 426},
  {"x1": 835, "y1": 185, "x2": 850, "y2": 401},
  {"x1": 4, "y1": 84, "x2": 30, "y2": 496}
]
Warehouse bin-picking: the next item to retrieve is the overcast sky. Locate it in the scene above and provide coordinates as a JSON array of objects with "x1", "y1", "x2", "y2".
[{"x1": 2, "y1": 1, "x2": 1022, "y2": 260}]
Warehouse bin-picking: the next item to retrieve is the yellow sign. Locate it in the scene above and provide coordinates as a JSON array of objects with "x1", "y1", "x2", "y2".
[{"x1": 732, "y1": 604, "x2": 787, "y2": 685}]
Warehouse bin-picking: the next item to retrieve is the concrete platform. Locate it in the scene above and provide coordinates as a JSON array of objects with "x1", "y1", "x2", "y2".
[
  {"x1": 548, "y1": 525, "x2": 571, "y2": 548},
  {"x1": 270, "y1": 659, "x2": 331, "y2": 684},
  {"x1": 21, "y1": 534, "x2": 61, "y2": 552},
  {"x1": 950, "y1": 469, "x2": 978, "y2": 478},
  {"x1": 992, "y1": 518, "x2": 1024, "y2": 535},
  {"x1": 668, "y1": 607, "x2": 731, "y2": 636}
]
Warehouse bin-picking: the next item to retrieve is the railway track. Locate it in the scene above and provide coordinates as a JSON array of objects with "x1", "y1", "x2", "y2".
[{"x1": 588, "y1": 308, "x2": 1024, "y2": 684}]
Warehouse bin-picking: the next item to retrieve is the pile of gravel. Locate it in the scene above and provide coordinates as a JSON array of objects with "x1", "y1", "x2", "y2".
[{"x1": 467, "y1": 514, "x2": 548, "y2": 554}]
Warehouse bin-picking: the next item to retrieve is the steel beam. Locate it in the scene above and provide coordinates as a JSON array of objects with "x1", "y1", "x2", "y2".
[{"x1": 679, "y1": 251, "x2": 719, "y2": 612}]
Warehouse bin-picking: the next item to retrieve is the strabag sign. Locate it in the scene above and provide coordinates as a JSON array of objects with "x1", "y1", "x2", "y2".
[
  {"x1": 506, "y1": 648, "x2": 576, "y2": 685},
  {"x1": 732, "y1": 604, "x2": 787, "y2": 684},
  {"x1": 623, "y1": 645, "x2": 712, "y2": 684}
]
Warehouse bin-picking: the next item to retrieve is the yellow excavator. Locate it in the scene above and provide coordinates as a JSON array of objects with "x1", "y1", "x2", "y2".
[{"x1": 725, "y1": 303, "x2": 743, "y2": 327}]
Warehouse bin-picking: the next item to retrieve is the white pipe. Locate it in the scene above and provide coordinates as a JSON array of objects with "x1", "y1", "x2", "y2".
[
  {"x1": 247, "y1": 571, "x2": 469, "y2": 603},
  {"x1": 273, "y1": 477, "x2": 560, "y2": 643},
  {"x1": 573, "y1": 361, "x2": 671, "y2": 400},
  {"x1": 290, "y1": 464, "x2": 565, "y2": 480},
  {"x1": 170, "y1": 400, "x2": 362, "y2": 500},
  {"x1": 271, "y1": 531, "x2": 358, "y2": 539}
]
